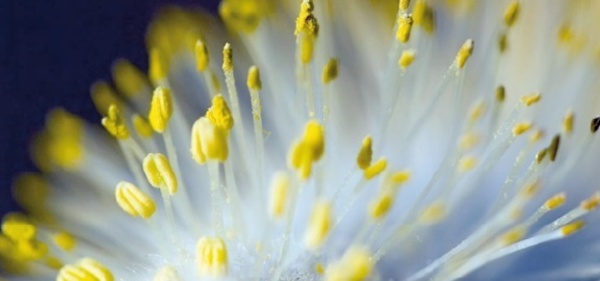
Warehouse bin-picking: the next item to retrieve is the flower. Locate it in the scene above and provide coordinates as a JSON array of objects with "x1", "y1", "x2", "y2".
[{"x1": 2, "y1": 0, "x2": 600, "y2": 280}]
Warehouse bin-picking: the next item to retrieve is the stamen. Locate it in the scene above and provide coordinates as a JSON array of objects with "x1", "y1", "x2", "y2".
[
  {"x1": 455, "y1": 39, "x2": 474, "y2": 69},
  {"x1": 247, "y1": 66, "x2": 265, "y2": 188},
  {"x1": 548, "y1": 134, "x2": 561, "y2": 162},
  {"x1": 590, "y1": 116, "x2": 600, "y2": 133},
  {"x1": 101, "y1": 104, "x2": 130, "y2": 140},
  {"x1": 148, "y1": 87, "x2": 173, "y2": 133},
  {"x1": 132, "y1": 114, "x2": 154, "y2": 138},
  {"x1": 563, "y1": 110, "x2": 574, "y2": 134},
  {"x1": 143, "y1": 153, "x2": 178, "y2": 195},
  {"x1": 206, "y1": 94, "x2": 234, "y2": 131},
  {"x1": 398, "y1": 50, "x2": 416, "y2": 69},
  {"x1": 396, "y1": 14, "x2": 414, "y2": 44},
  {"x1": 115, "y1": 181, "x2": 157, "y2": 219},
  {"x1": 111, "y1": 58, "x2": 149, "y2": 97},
  {"x1": 196, "y1": 237, "x2": 228, "y2": 277},
  {"x1": 495, "y1": 85, "x2": 506, "y2": 102},
  {"x1": 561, "y1": 221, "x2": 585, "y2": 236},
  {"x1": 1, "y1": 220, "x2": 36, "y2": 241},
  {"x1": 413, "y1": 0, "x2": 435, "y2": 33},
  {"x1": 325, "y1": 246, "x2": 373, "y2": 281},
  {"x1": 191, "y1": 117, "x2": 229, "y2": 162},
  {"x1": 364, "y1": 158, "x2": 388, "y2": 180},
  {"x1": 503, "y1": 1, "x2": 520, "y2": 27},
  {"x1": 512, "y1": 122, "x2": 532, "y2": 136},
  {"x1": 52, "y1": 232, "x2": 76, "y2": 252},
  {"x1": 356, "y1": 135, "x2": 373, "y2": 170},
  {"x1": 305, "y1": 200, "x2": 333, "y2": 250},
  {"x1": 90, "y1": 81, "x2": 121, "y2": 115},
  {"x1": 322, "y1": 58, "x2": 339, "y2": 84},
  {"x1": 369, "y1": 192, "x2": 395, "y2": 220},
  {"x1": 520, "y1": 93, "x2": 541, "y2": 106},
  {"x1": 195, "y1": 40, "x2": 209, "y2": 72},
  {"x1": 149, "y1": 48, "x2": 169, "y2": 87},
  {"x1": 57, "y1": 258, "x2": 113, "y2": 281},
  {"x1": 269, "y1": 172, "x2": 290, "y2": 219}
]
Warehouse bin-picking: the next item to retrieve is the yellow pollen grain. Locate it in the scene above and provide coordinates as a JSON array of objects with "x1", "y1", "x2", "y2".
[
  {"x1": 458, "y1": 155, "x2": 477, "y2": 172},
  {"x1": 303, "y1": 120, "x2": 325, "y2": 162},
  {"x1": 364, "y1": 158, "x2": 388, "y2": 180},
  {"x1": 501, "y1": 226, "x2": 525, "y2": 245},
  {"x1": 295, "y1": 0, "x2": 319, "y2": 36},
  {"x1": 420, "y1": 201, "x2": 446, "y2": 224},
  {"x1": 290, "y1": 141, "x2": 313, "y2": 180},
  {"x1": 57, "y1": 258, "x2": 114, "y2": 281},
  {"x1": 115, "y1": 181, "x2": 157, "y2": 219},
  {"x1": 196, "y1": 237, "x2": 228, "y2": 277},
  {"x1": 322, "y1": 58, "x2": 339, "y2": 84},
  {"x1": 561, "y1": 221, "x2": 585, "y2": 236},
  {"x1": 206, "y1": 94, "x2": 234, "y2": 131},
  {"x1": 356, "y1": 135, "x2": 373, "y2": 170},
  {"x1": 544, "y1": 193, "x2": 566, "y2": 210},
  {"x1": 247, "y1": 66, "x2": 262, "y2": 91},
  {"x1": 398, "y1": 50, "x2": 416, "y2": 69},
  {"x1": 369, "y1": 192, "x2": 394, "y2": 220},
  {"x1": 305, "y1": 200, "x2": 333, "y2": 250},
  {"x1": 520, "y1": 93, "x2": 541, "y2": 106},
  {"x1": 563, "y1": 110, "x2": 574, "y2": 134},
  {"x1": 459, "y1": 132, "x2": 480, "y2": 150},
  {"x1": 101, "y1": 104, "x2": 130, "y2": 140},
  {"x1": 581, "y1": 193, "x2": 600, "y2": 210},
  {"x1": 512, "y1": 122, "x2": 532, "y2": 136},
  {"x1": 195, "y1": 40, "x2": 210, "y2": 72},
  {"x1": 396, "y1": 14, "x2": 414, "y2": 44},
  {"x1": 143, "y1": 153, "x2": 178, "y2": 195},
  {"x1": 325, "y1": 247, "x2": 373, "y2": 281},
  {"x1": 132, "y1": 114, "x2": 154, "y2": 138},
  {"x1": 148, "y1": 87, "x2": 174, "y2": 133},
  {"x1": 149, "y1": 48, "x2": 169, "y2": 86},
  {"x1": 53, "y1": 232, "x2": 76, "y2": 252},
  {"x1": 456, "y1": 39, "x2": 474, "y2": 69},
  {"x1": 222, "y1": 43, "x2": 233, "y2": 72},
  {"x1": 90, "y1": 81, "x2": 121, "y2": 115},
  {"x1": 269, "y1": 172, "x2": 290, "y2": 219},
  {"x1": 503, "y1": 1, "x2": 520, "y2": 27},
  {"x1": 112, "y1": 58, "x2": 148, "y2": 97}
]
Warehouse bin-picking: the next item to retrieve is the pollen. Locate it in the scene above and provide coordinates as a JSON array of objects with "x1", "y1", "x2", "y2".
[
  {"x1": 396, "y1": 14, "x2": 414, "y2": 44},
  {"x1": 520, "y1": 93, "x2": 542, "y2": 106},
  {"x1": 356, "y1": 135, "x2": 373, "y2": 170},
  {"x1": 196, "y1": 236, "x2": 228, "y2": 277},
  {"x1": 398, "y1": 50, "x2": 416, "y2": 69},
  {"x1": 269, "y1": 172, "x2": 290, "y2": 219},
  {"x1": 148, "y1": 87, "x2": 174, "y2": 133},
  {"x1": 101, "y1": 104, "x2": 130, "y2": 140},
  {"x1": 219, "y1": 0, "x2": 268, "y2": 33},
  {"x1": 364, "y1": 158, "x2": 388, "y2": 180},
  {"x1": 512, "y1": 122, "x2": 532, "y2": 136},
  {"x1": 57, "y1": 258, "x2": 114, "y2": 281},
  {"x1": 456, "y1": 39, "x2": 474, "y2": 69},
  {"x1": 206, "y1": 94, "x2": 234, "y2": 131},
  {"x1": 305, "y1": 200, "x2": 333, "y2": 250},
  {"x1": 143, "y1": 153, "x2": 178, "y2": 195},
  {"x1": 247, "y1": 66, "x2": 262, "y2": 91},
  {"x1": 322, "y1": 58, "x2": 339, "y2": 84},
  {"x1": 115, "y1": 181, "x2": 157, "y2": 219},
  {"x1": 195, "y1": 40, "x2": 210, "y2": 72}
]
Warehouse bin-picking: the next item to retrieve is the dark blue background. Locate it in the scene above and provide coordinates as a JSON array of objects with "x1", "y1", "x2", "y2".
[{"x1": 0, "y1": 0, "x2": 218, "y2": 218}]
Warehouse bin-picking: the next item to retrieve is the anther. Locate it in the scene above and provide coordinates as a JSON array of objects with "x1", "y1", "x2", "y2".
[
  {"x1": 53, "y1": 232, "x2": 76, "y2": 252},
  {"x1": 325, "y1": 247, "x2": 373, "y2": 281},
  {"x1": 544, "y1": 193, "x2": 566, "y2": 210},
  {"x1": 247, "y1": 66, "x2": 262, "y2": 91},
  {"x1": 196, "y1": 237, "x2": 228, "y2": 277},
  {"x1": 112, "y1": 58, "x2": 148, "y2": 97},
  {"x1": 322, "y1": 58, "x2": 339, "y2": 84},
  {"x1": 520, "y1": 93, "x2": 541, "y2": 106},
  {"x1": 195, "y1": 40, "x2": 210, "y2": 72},
  {"x1": 396, "y1": 14, "x2": 414, "y2": 44},
  {"x1": 548, "y1": 135, "x2": 560, "y2": 162},
  {"x1": 132, "y1": 114, "x2": 154, "y2": 138},
  {"x1": 148, "y1": 87, "x2": 174, "y2": 133},
  {"x1": 495, "y1": 85, "x2": 506, "y2": 102},
  {"x1": 364, "y1": 158, "x2": 388, "y2": 180},
  {"x1": 206, "y1": 94, "x2": 234, "y2": 131},
  {"x1": 503, "y1": 1, "x2": 520, "y2": 27},
  {"x1": 512, "y1": 122, "x2": 532, "y2": 136},
  {"x1": 369, "y1": 192, "x2": 394, "y2": 220},
  {"x1": 269, "y1": 172, "x2": 291, "y2": 219},
  {"x1": 149, "y1": 48, "x2": 169, "y2": 86},
  {"x1": 590, "y1": 116, "x2": 600, "y2": 133},
  {"x1": 398, "y1": 50, "x2": 416, "y2": 69},
  {"x1": 57, "y1": 258, "x2": 114, "y2": 281},
  {"x1": 101, "y1": 104, "x2": 129, "y2": 140},
  {"x1": 356, "y1": 135, "x2": 373, "y2": 170},
  {"x1": 563, "y1": 110, "x2": 574, "y2": 134},
  {"x1": 115, "y1": 181, "x2": 157, "y2": 219},
  {"x1": 561, "y1": 221, "x2": 585, "y2": 236},
  {"x1": 222, "y1": 43, "x2": 233, "y2": 73},
  {"x1": 455, "y1": 39, "x2": 474, "y2": 69},
  {"x1": 305, "y1": 200, "x2": 333, "y2": 250},
  {"x1": 143, "y1": 153, "x2": 178, "y2": 195},
  {"x1": 90, "y1": 81, "x2": 121, "y2": 115}
]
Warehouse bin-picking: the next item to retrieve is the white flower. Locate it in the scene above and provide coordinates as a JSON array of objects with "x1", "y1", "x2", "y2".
[{"x1": 3, "y1": 0, "x2": 600, "y2": 280}]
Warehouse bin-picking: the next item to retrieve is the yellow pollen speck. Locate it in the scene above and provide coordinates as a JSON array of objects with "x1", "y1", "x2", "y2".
[
  {"x1": 247, "y1": 66, "x2": 262, "y2": 91},
  {"x1": 149, "y1": 48, "x2": 169, "y2": 86},
  {"x1": 544, "y1": 193, "x2": 566, "y2": 210},
  {"x1": 563, "y1": 110, "x2": 574, "y2": 134},
  {"x1": 561, "y1": 221, "x2": 585, "y2": 236},
  {"x1": 456, "y1": 39, "x2": 474, "y2": 69},
  {"x1": 222, "y1": 43, "x2": 233, "y2": 72},
  {"x1": 112, "y1": 58, "x2": 148, "y2": 97},
  {"x1": 325, "y1": 246, "x2": 373, "y2": 281},
  {"x1": 581, "y1": 193, "x2": 600, "y2": 210},
  {"x1": 2, "y1": 220, "x2": 36, "y2": 241},
  {"x1": 206, "y1": 94, "x2": 234, "y2": 131},
  {"x1": 53, "y1": 232, "x2": 76, "y2": 252},
  {"x1": 90, "y1": 81, "x2": 121, "y2": 115},
  {"x1": 459, "y1": 132, "x2": 480, "y2": 150},
  {"x1": 115, "y1": 181, "x2": 157, "y2": 219},
  {"x1": 191, "y1": 117, "x2": 229, "y2": 163},
  {"x1": 196, "y1": 236, "x2": 228, "y2": 277},
  {"x1": 398, "y1": 50, "x2": 416, "y2": 69},
  {"x1": 396, "y1": 14, "x2": 414, "y2": 43},
  {"x1": 458, "y1": 155, "x2": 477, "y2": 172},
  {"x1": 495, "y1": 85, "x2": 506, "y2": 102},
  {"x1": 356, "y1": 135, "x2": 373, "y2": 170},
  {"x1": 57, "y1": 258, "x2": 114, "y2": 281},
  {"x1": 322, "y1": 58, "x2": 339, "y2": 84},
  {"x1": 503, "y1": 1, "x2": 520, "y2": 27},
  {"x1": 101, "y1": 104, "x2": 129, "y2": 140},
  {"x1": 501, "y1": 226, "x2": 526, "y2": 245},
  {"x1": 195, "y1": 40, "x2": 210, "y2": 72},
  {"x1": 143, "y1": 153, "x2": 178, "y2": 195},
  {"x1": 132, "y1": 114, "x2": 154, "y2": 138},
  {"x1": 512, "y1": 122, "x2": 532, "y2": 136},
  {"x1": 269, "y1": 172, "x2": 290, "y2": 219},
  {"x1": 520, "y1": 93, "x2": 541, "y2": 106},
  {"x1": 148, "y1": 87, "x2": 174, "y2": 133},
  {"x1": 369, "y1": 192, "x2": 394, "y2": 220},
  {"x1": 305, "y1": 200, "x2": 333, "y2": 250},
  {"x1": 420, "y1": 201, "x2": 446, "y2": 224},
  {"x1": 364, "y1": 158, "x2": 388, "y2": 180}
]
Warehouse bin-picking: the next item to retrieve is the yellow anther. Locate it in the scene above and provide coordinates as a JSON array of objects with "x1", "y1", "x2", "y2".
[
  {"x1": 536, "y1": 148, "x2": 548, "y2": 164},
  {"x1": 16, "y1": 239, "x2": 49, "y2": 261},
  {"x1": 206, "y1": 94, "x2": 234, "y2": 131},
  {"x1": 369, "y1": 192, "x2": 394, "y2": 220},
  {"x1": 149, "y1": 48, "x2": 169, "y2": 86},
  {"x1": 548, "y1": 134, "x2": 560, "y2": 162},
  {"x1": 45, "y1": 255, "x2": 64, "y2": 270},
  {"x1": 12, "y1": 173, "x2": 50, "y2": 219},
  {"x1": 53, "y1": 232, "x2": 76, "y2": 252},
  {"x1": 498, "y1": 32, "x2": 508, "y2": 53},
  {"x1": 90, "y1": 81, "x2": 121, "y2": 115},
  {"x1": 561, "y1": 221, "x2": 585, "y2": 236},
  {"x1": 247, "y1": 66, "x2": 262, "y2": 91},
  {"x1": 356, "y1": 135, "x2": 373, "y2": 170},
  {"x1": 413, "y1": 0, "x2": 435, "y2": 33},
  {"x1": 520, "y1": 93, "x2": 541, "y2": 106},
  {"x1": 305, "y1": 200, "x2": 333, "y2": 250},
  {"x1": 459, "y1": 132, "x2": 480, "y2": 150},
  {"x1": 364, "y1": 158, "x2": 388, "y2": 180},
  {"x1": 503, "y1": 1, "x2": 520, "y2": 27},
  {"x1": 398, "y1": 50, "x2": 416, "y2": 69},
  {"x1": 269, "y1": 172, "x2": 290, "y2": 219},
  {"x1": 219, "y1": 0, "x2": 268, "y2": 33},
  {"x1": 35, "y1": 109, "x2": 84, "y2": 170},
  {"x1": 115, "y1": 181, "x2": 157, "y2": 219},
  {"x1": 468, "y1": 101, "x2": 486, "y2": 122},
  {"x1": 544, "y1": 193, "x2": 566, "y2": 210},
  {"x1": 295, "y1": 0, "x2": 319, "y2": 36},
  {"x1": 195, "y1": 40, "x2": 210, "y2": 72},
  {"x1": 399, "y1": 0, "x2": 411, "y2": 11},
  {"x1": 458, "y1": 155, "x2": 477, "y2": 172},
  {"x1": 303, "y1": 120, "x2": 325, "y2": 161},
  {"x1": 512, "y1": 122, "x2": 532, "y2": 136},
  {"x1": 322, "y1": 58, "x2": 339, "y2": 84},
  {"x1": 289, "y1": 141, "x2": 313, "y2": 180},
  {"x1": 529, "y1": 129, "x2": 544, "y2": 143},
  {"x1": 396, "y1": 14, "x2": 414, "y2": 44},
  {"x1": 581, "y1": 193, "x2": 600, "y2": 211},
  {"x1": 143, "y1": 153, "x2": 178, "y2": 195},
  {"x1": 57, "y1": 258, "x2": 114, "y2": 281},
  {"x1": 153, "y1": 266, "x2": 180, "y2": 281},
  {"x1": 2, "y1": 220, "x2": 36, "y2": 241},
  {"x1": 300, "y1": 35, "x2": 316, "y2": 64},
  {"x1": 132, "y1": 114, "x2": 154, "y2": 138},
  {"x1": 325, "y1": 247, "x2": 373, "y2": 281},
  {"x1": 420, "y1": 201, "x2": 446, "y2": 224},
  {"x1": 455, "y1": 39, "x2": 474, "y2": 69},
  {"x1": 521, "y1": 181, "x2": 540, "y2": 198},
  {"x1": 211, "y1": 71, "x2": 222, "y2": 92},
  {"x1": 390, "y1": 170, "x2": 412, "y2": 186},
  {"x1": 148, "y1": 87, "x2": 173, "y2": 133},
  {"x1": 101, "y1": 104, "x2": 129, "y2": 140},
  {"x1": 563, "y1": 110, "x2": 574, "y2": 134},
  {"x1": 501, "y1": 226, "x2": 526, "y2": 245},
  {"x1": 191, "y1": 117, "x2": 229, "y2": 163},
  {"x1": 112, "y1": 59, "x2": 148, "y2": 97},
  {"x1": 495, "y1": 85, "x2": 506, "y2": 102},
  {"x1": 196, "y1": 237, "x2": 228, "y2": 277},
  {"x1": 315, "y1": 263, "x2": 325, "y2": 275},
  {"x1": 222, "y1": 43, "x2": 234, "y2": 72}
]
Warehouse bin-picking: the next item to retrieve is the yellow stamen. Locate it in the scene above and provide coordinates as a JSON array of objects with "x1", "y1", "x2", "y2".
[
  {"x1": 398, "y1": 50, "x2": 416, "y2": 69},
  {"x1": 305, "y1": 200, "x2": 333, "y2": 250},
  {"x1": 149, "y1": 48, "x2": 169, "y2": 86},
  {"x1": 364, "y1": 158, "x2": 388, "y2": 180},
  {"x1": 143, "y1": 153, "x2": 178, "y2": 195},
  {"x1": 458, "y1": 155, "x2": 477, "y2": 172},
  {"x1": 115, "y1": 181, "x2": 157, "y2": 219},
  {"x1": 495, "y1": 85, "x2": 506, "y2": 102},
  {"x1": 219, "y1": 0, "x2": 269, "y2": 33},
  {"x1": 544, "y1": 193, "x2": 566, "y2": 210},
  {"x1": 57, "y1": 258, "x2": 114, "y2": 281},
  {"x1": 498, "y1": 32, "x2": 508, "y2": 53},
  {"x1": 548, "y1": 135, "x2": 560, "y2": 162},
  {"x1": 1, "y1": 220, "x2": 36, "y2": 241},
  {"x1": 148, "y1": 87, "x2": 174, "y2": 133},
  {"x1": 101, "y1": 104, "x2": 130, "y2": 140},
  {"x1": 191, "y1": 117, "x2": 229, "y2": 163},
  {"x1": 195, "y1": 40, "x2": 210, "y2": 72},
  {"x1": 322, "y1": 58, "x2": 339, "y2": 84},
  {"x1": 468, "y1": 101, "x2": 486, "y2": 122},
  {"x1": 90, "y1": 81, "x2": 121, "y2": 115},
  {"x1": 529, "y1": 129, "x2": 544, "y2": 143},
  {"x1": 247, "y1": 66, "x2": 262, "y2": 91},
  {"x1": 520, "y1": 93, "x2": 541, "y2": 106},
  {"x1": 295, "y1": 0, "x2": 319, "y2": 64},
  {"x1": 413, "y1": 0, "x2": 435, "y2": 33},
  {"x1": 196, "y1": 237, "x2": 228, "y2": 277},
  {"x1": 356, "y1": 135, "x2": 373, "y2": 170},
  {"x1": 501, "y1": 226, "x2": 526, "y2": 245},
  {"x1": 396, "y1": 14, "x2": 414, "y2": 44},
  {"x1": 325, "y1": 246, "x2": 373, "y2": 281},
  {"x1": 222, "y1": 43, "x2": 234, "y2": 72},
  {"x1": 561, "y1": 221, "x2": 585, "y2": 236},
  {"x1": 206, "y1": 94, "x2": 234, "y2": 131},
  {"x1": 456, "y1": 39, "x2": 474, "y2": 69},
  {"x1": 512, "y1": 122, "x2": 532, "y2": 136},
  {"x1": 503, "y1": 1, "x2": 520, "y2": 27},
  {"x1": 369, "y1": 192, "x2": 394, "y2": 220},
  {"x1": 563, "y1": 110, "x2": 574, "y2": 134},
  {"x1": 269, "y1": 172, "x2": 290, "y2": 219},
  {"x1": 459, "y1": 132, "x2": 480, "y2": 150},
  {"x1": 420, "y1": 201, "x2": 446, "y2": 224},
  {"x1": 132, "y1": 114, "x2": 154, "y2": 138},
  {"x1": 581, "y1": 193, "x2": 600, "y2": 211},
  {"x1": 53, "y1": 232, "x2": 76, "y2": 252},
  {"x1": 390, "y1": 170, "x2": 412, "y2": 185},
  {"x1": 112, "y1": 59, "x2": 148, "y2": 97}
]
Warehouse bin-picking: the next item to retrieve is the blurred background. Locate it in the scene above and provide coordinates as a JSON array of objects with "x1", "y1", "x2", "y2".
[{"x1": 0, "y1": 0, "x2": 219, "y2": 218}]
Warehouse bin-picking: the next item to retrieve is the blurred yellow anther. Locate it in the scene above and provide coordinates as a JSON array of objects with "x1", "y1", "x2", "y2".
[
  {"x1": 34, "y1": 109, "x2": 85, "y2": 170},
  {"x1": 322, "y1": 58, "x2": 339, "y2": 84},
  {"x1": 190, "y1": 118, "x2": 207, "y2": 165},
  {"x1": 301, "y1": 36, "x2": 316, "y2": 64},
  {"x1": 247, "y1": 66, "x2": 262, "y2": 91},
  {"x1": 290, "y1": 141, "x2": 314, "y2": 180},
  {"x1": 521, "y1": 181, "x2": 540, "y2": 197},
  {"x1": 459, "y1": 132, "x2": 480, "y2": 150},
  {"x1": 413, "y1": 0, "x2": 435, "y2": 33},
  {"x1": 503, "y1": 1, "x2": 520, "y2": 27},
  {"x1": 369, "y1": 192, "x2": 394, "y2": 220},
  {"x1": 222, "y1": 43, "x2": 234, "y2": 72},
  {"x1": 195, "y1": 40, "x2": 210, "y2": 72},
  {"x1": 456, "y1": 39, "x2": 474, "y2": 69},
  {"x1": 364, "y1": 158, "x2": 387, "y2": 180},
  {"x1": 101, "y1": 104, "x2": 129, "y2": 140},
  {"x1": 390, "y1": 170, "x2": 412, "y2": 186},
  {"x1": 512, "y1": 122, "x2": 532, "y2": 136},
  {"x1": 57, "y1": 258, "x2": 114, "y2": 281},
  {"x1": 396, "y1": 14, "x2": 414, "y2": 43},
  {"x1": 398, "y1": 50, "x2": 416, "y2": 69},
  {"x1": 45, "y1": 256, "x2": 64, "y2": 270},
  {"x1": 399, "y1": 0, "x2": 411, "y2": 11},
  {"x1": 536, "y1": 148, "x2": 548, "y2": 164},
  {"x1": 458, "y1": 155, "x2": 477, "y2": 172},
  {"x1": 561, "y1": 221, "x2": 585, "y2": 236},
  {"x1": 315, "y1": 263, "x2": 325, "y2": 275},
  {"x1": 112, "y1": 59, "x2": 148, "y2": 97},
  {"x1": 548, "y1": 135, "x2": 560, "y2": 162},
  {"x1": 115, "y1": 181, "x2": 157, "y2": 219},
  {"x1": 468, "y1": 101, "x2": 486, "y2": 122},
  {"x1": 581, "y1": 193, "x2": 600, "y2": 211},
  {"x1": 498, "y1": 32, "x2": 508, "y2": 53},
  {"x1": 529, "y1": 129, "x2": 544, "y2": 143},
  {"x1": 143, "y1": 153, "x2": 178, "y2": 195},
  {"x1": 295, "y1": 0, "x2": 318, "y2": 36},
  {"x1": 305, "y1": 200, "x2": 333, "y2": 250},
  {"x1": 191, "y1": 117, "x2": 229, "y2": 163},
  {"x1": 12, "y1": 173, "x2": 50, "y2": 220},
  {"x1": 206, "y1": 94, "x2": 234, "y2": 131},
  {"x1": 149, "y1": 48, "x2": 169, "y2": 86},
  {"x1": 325, "y1": 246, "x2": 373, "y2": 281},
  {"x1": 495, "y1": 85, "x2": 506, "y2": 102},
  {"x1": 420, "y1": 201, "x2": 446, "y2": 224},
  {"x1": 148, "y1": 87, "x2": 173, "y2": 133},
  {"x1": 196, "y1": 237, "x2": 228, "y2": 277},
  {"x1": 90, "y1": 81, "x2": 121, "y2": 115},
  {"x1": 132, "y1": 114, "x2": 154, "y2": 138},
  {"x1": 356, "y1": 135, "x2": 373, "y2": 170},
  {"x1": 501, "y1": 226, "x2": 526, "y2": 245},
  {"x1": 544, "y1": 193, "x2": 566, "y2": 210},
  {"x1": 303, "y1": 121, "x2": 325, "y2": 161},
  {"x1": 563, "y1": 110, "x2": 574, "y2": 134},
  {"x1": 2, "y1": 220, "x2": 36, "y2": 241},
  {"x1": 520, "y1": 93, "x2": 541, "y2": 106},
  {"x1": 153, "y1": 266, "x2": 180, "y2": 281},
  {"x1": 219, "y1": 0, "x2": 268, "y2": 33},
  {"x1": 269, "y1": 172, "x2": 290, "y2": 219},
  {"x1": 53, "y1": 232, "x2": 76, "y2": 252}
]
